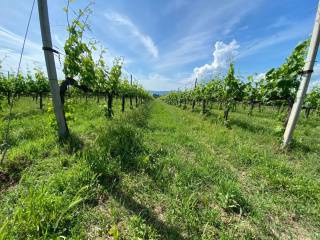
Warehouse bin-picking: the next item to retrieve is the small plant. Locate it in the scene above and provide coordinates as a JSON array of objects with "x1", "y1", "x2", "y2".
[
  {"x1": 126, "y1": 215, "x2": 159, "y2": 240},
  {"x1": 274, "y1": 125, "x2": 284, "y2": 136},
  {"x1": 64, "y1": 98, "x2": 76, "y2": 122},
  {"x1": 47, "y1": 99, "x2": 75, "y2": 130},
  {"x1": 223, "y1": 119, "x2": 231, "y2": 128},
  {"x1": 108, "y1": 224, "x2": 120, "y2": 240},
  {"x1": 217, "y1": 181, "x2": 251, "y2": 215}
]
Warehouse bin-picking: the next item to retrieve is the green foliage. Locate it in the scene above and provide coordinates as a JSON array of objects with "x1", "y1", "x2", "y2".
[
  {"x1": 304, "y1": 85, "x2": 320, "y2": 109},
  {"x1": 63, "y1": 6, "x2": 95, "y2": 88},
  {"x1": 223, "y1": 63, "x2": 241, "y2": 103},
  {"x1": 119, "y1": 78, "x2": 131, "y2": 97},
  {"x1": 263, "y1": 40, "x2": 309, "y2": 102},
  {"x1": 163, "y1": 39, "x2": 312, "y2": 123},
  {"x1": 61, "y1": 4, "x2": 150, "y2": 121},
  {"x1": 47, "y1": 98, "x2": 75, "y2": 130},
  {"x1": 64, "y1": 98, "x2": 76, "y2": 122},
  {"x1": 108, "y1": 224, "x2": 120, "y2": 240},
  {"x1": 106, "y1": 59, "x2": 122, "y2": 96},
  {"x1": 34, "y1": 68, "x2": 50, "y2": 94},
  {"x1": 244, "y1": 75, "x2": 260, "y2": 103},
  {"x1": 222, "y1": 63, "x2": 243, "y2": 116}
]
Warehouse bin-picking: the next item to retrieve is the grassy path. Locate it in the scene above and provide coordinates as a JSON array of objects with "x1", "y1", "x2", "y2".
[
  {"x1": 96, "y1": 100, "x2": 320, "y2": 239},
  {"x1": 1, "y1": 99, "x2": 319, "y2": 239}
]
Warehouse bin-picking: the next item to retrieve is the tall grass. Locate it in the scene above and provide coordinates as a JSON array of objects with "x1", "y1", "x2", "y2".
[{"x1": 0, "y1": 97, "x2": 151, "y2": 239}]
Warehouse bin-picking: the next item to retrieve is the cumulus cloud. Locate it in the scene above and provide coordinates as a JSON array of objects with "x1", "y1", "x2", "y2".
[
  {"x1": 253, "y1": 72, "x2": 265, "y2": 82},
  {"x1": 105, "y1": 11, "x2": 158, "y2": 58},
  {"x1": 138, "y1": 73, "x2": 180, "y2": 91},
  {"x1": 192, "y1": 40, "x2": 239, "y2": 80}
]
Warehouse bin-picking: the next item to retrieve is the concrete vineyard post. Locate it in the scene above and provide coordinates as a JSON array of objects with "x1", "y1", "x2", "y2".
[
  {"x1": 37, "y1": 0, "x2": 68, "y2": 137},
  {"x1": 283, "y1": 2, "x2": 320, "y2": 147}
]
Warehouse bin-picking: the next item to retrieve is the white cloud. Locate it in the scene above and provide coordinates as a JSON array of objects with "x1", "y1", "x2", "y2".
[
  {"x1": 0, "y1": 26, "x2": 40, "y2": 51},
  {"x1": 0, "y1": 26, "x2": 65, "y2": 78},
  {"x1": 253, "y1": 73, "x2": 265, "y2": 82},
  {"x1": 0, "y1": 26, "x2": 43, "y2": 72},
  {"x1": 136, "y1": 71, "x2": 193, "y2": 91},
  {"x1": 155, "y1": 0, "x2": 263, "y2": 73},
  {"x1": 192, "y1": 40, "x2": 240, "y2": 80},
  {"x1": 180, "y1": 0, "x2": 263, "y2": 36},
  {"x1": 154, "y1": 31, "x2": 211, "y2": 71},
  {"x1": 238, "y1": 17, "x2": 312, "y2": 59},
  {"x1": 139, "y1": 73, "x2": 179, "y2": 91},
  {"x1": 54, "y1": 34, "x2": 64, "y2": 49},
  {"x1": 268, "y1": 16, "x2": 291, "y2": 29},
  {"x1": 221, "y1": 3, "x2": 257, "y2": 36},
  {"x1": 163, "y1": 0, "x2": 188, "y2": 14},
  {"x1": 312, "y1": 63, "x2": 320, "y2": 78},
  {"x1": 310, "y1": 80, "x2": 320, "y2": 90},
  {"x1": 104, "y1": 11, "x2": 158, "y2": 58}
]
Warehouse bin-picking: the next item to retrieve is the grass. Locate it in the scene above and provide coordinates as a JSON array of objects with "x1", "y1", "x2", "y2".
[{"x1": 0, "y1": 97, "x2": 319, "y2": 239}]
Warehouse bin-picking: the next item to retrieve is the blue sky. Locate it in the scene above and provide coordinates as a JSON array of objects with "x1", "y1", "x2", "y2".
[{"x1": 0, "y1": 0, "x2": 319, "y2": 90}]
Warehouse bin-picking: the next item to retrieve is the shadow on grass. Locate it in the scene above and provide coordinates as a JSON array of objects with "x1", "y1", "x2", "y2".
[
  {"x1": 289, "y1": 140, "x2": 312, "y2": 153},
  {"x1": 109, "y1": 187, "x2": 186, "y2": 240},
  {"x1": 230, "y1": 118, "x2": 270, "y2": 134},
  {"x1": 0, "y1": 152, "x2": 31, "y2": 193},
  {"x1": 1, "y1": 109, "x2": 44, "y2": 121},
  {"x1": 144, "y1": 148, "x2": 173, "y2": 193},
  {"x1": 203, "y1": 111, "x2": 220, "y2": 123},
  {"x1": 0, "y1": 132, "x2": 83, "y2": 193},
  {"x1": 59, "y1": 132, "x2": 84, "y2": 154},
  {"x1": 96, "y1": 151, "x2": 185, "y2": 239},
  {"x1": 85, "y1": 104, "x2": 186, "y2": 239},
  {"x1": 299, "y1": 118, "x2": 320, "y2": 129},
  {"x1": 0, "y1": 170, "x2": 19, "y2": 193}
]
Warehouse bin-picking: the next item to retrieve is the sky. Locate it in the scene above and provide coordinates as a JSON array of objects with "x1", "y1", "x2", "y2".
[{"x1": 0, "y1": 0, "x2": 319, "y2": 91}]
